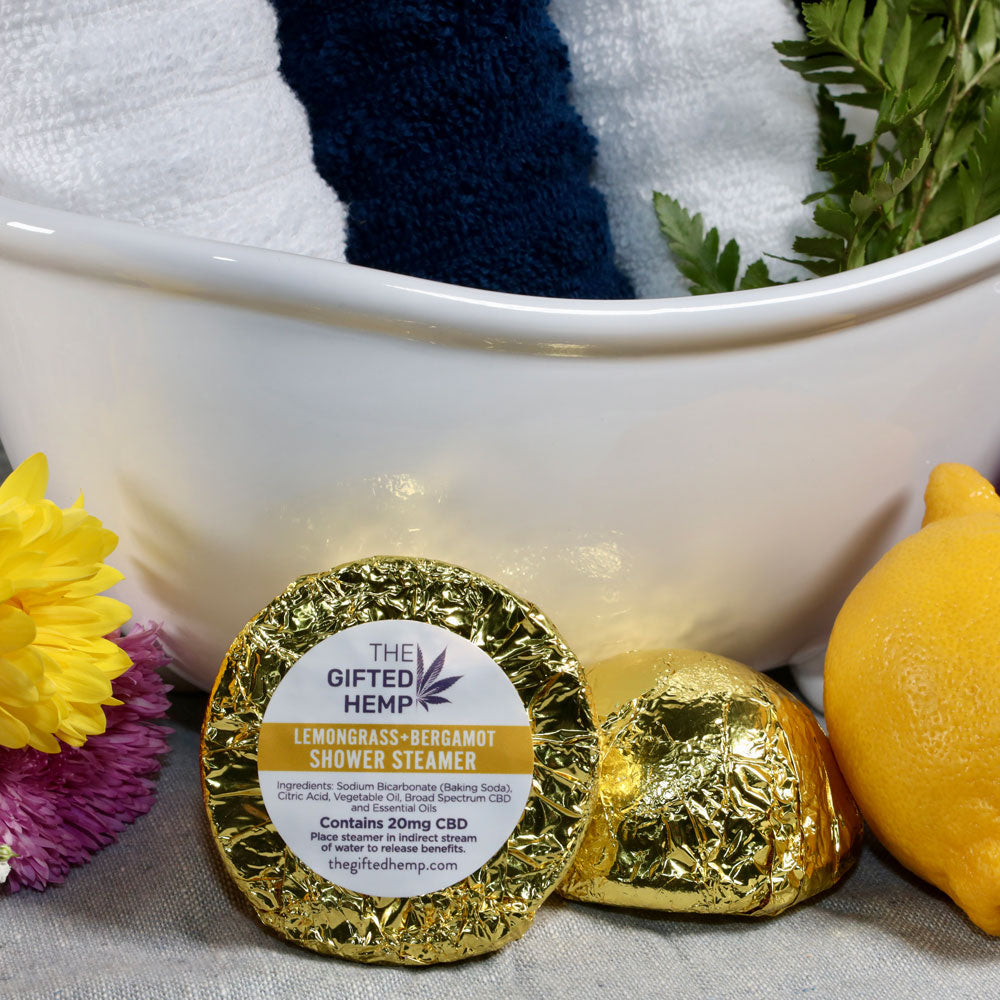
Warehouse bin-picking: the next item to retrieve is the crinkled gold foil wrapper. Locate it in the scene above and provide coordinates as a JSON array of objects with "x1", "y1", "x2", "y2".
[
  {"x1": 201, "y1": 556, "x2": 599, "y2": 965},
  {"x1": 559, "y1": 649, "x2": 862, "y2": 915}
]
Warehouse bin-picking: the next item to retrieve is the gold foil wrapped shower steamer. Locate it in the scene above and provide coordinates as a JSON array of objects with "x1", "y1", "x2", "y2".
[
  {"x1": 560, "y1": 649, "x2": 862, "y2": 914},
  {"x1": 201, "y1": 556, "x2": 599, "y2": 964}
]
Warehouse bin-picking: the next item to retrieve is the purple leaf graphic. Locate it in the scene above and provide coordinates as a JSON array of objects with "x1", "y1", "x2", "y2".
[
  {"x1": 423, "y1": 649, "x2": 447, "y2": 689},
  {"x1": 426, "y1": 675, "x2": 462, "y2": 696},
  {"x1": 414, "y1": 645, "x2": 461, "y2": 710}
]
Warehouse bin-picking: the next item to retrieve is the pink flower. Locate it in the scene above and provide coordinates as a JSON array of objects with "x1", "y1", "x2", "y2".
[{"x1": 0, "y1": 623, "x2": 172, "y2": 891}]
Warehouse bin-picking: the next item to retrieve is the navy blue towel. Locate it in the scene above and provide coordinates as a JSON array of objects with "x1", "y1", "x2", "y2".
[{"x1": 270, "y1": 1, "x2": 633, "y2": 299}]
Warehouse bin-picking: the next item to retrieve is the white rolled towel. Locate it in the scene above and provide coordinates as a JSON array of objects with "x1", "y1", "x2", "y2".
[
  {"x1": 0, "y1": 0, "x2": 346, "y2": 260},
  {"x1": 550, "y1": 0, "x2": 821, "y2": 298}
]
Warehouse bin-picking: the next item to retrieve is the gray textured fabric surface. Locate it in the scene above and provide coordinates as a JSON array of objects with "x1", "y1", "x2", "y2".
[{"x1": 4, "y1": 692, "x2": 999, "y2": 1000}]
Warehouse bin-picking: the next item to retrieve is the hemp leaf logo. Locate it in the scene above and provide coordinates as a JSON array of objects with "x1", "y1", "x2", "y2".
[{"x1": 415, "y1": 645, "x2": 462, "y2": 710}]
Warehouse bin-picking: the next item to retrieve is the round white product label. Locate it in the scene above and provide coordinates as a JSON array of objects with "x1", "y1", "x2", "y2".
[{"x1": 258, "y1": 620, "x2": 534, "y2": 897}]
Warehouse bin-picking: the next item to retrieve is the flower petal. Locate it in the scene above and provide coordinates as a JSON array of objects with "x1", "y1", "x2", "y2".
[
  {"x1": 0, "y1": 603, "x2": 36, "y2": 654},
  {"x1": 5, "y1": 645, "x2": 55, "y2": 695},
  {"x1": 57, "y1": 700, "x2": 108, "y2": 744},
  {"x1": 0, "y1": 453, "x2": 48, "y2": 506},
  {"x1": 18, "y1": 499, "x2": 60, "y2": 544},
  {"x1": 27, "y1": 595, "x2": 131, "y2": 635},
  {"x1": 26, "y1": 726, "x2": 62, "y2": 754},
  {"x1": 50, "y1": 658, "x2": 114, "y2": 703},
  {"x1": 61, "y1": 563, "x2": 125, "y2": 599},
  {"x1": 0, "y1": 654, "x2": 40, "y2": 705},
  {"x1": 0, "y1": 704, "x2": 30, "y2": 749},
  {"x1": 16, "y1": 690, "x2": 60, "y2": 732}
]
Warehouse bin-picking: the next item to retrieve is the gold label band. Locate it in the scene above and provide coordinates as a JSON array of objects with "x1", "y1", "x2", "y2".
[{"x1": 259, "y1": 722, "x2": 534, "y2": 775}]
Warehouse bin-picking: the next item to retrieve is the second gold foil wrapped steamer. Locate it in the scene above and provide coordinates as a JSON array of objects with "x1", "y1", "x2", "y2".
[{"x1": 560, "y1": 649, "x2": 862, "y2": 914}]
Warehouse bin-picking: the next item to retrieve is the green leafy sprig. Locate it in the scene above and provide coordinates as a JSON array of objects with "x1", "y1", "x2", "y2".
[
  {"x1": 655, "y1": 0, "x2": 1000, "y2": 293},
  {"x1": 652, "y1": 194, "x2": 781, "y2": 292}
]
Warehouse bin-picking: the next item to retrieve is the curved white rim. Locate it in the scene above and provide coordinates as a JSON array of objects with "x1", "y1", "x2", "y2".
[{"x1": 2, "y1": 195, "x2": 999, "y2": 357}]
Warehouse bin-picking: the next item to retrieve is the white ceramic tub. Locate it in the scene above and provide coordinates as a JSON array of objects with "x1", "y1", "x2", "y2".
[{"x1": 1, "y1": 195, "x2": 999, "y2": 702}]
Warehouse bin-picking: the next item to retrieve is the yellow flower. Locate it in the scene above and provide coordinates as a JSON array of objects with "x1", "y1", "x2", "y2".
[{"x1": 0, "y1": 454, "x2": 131, "y2": 753}]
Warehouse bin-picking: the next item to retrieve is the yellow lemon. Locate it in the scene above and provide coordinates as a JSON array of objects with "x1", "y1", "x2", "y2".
[{"x1": 824, "y1": 463, "x2": 1000, "y2": 935}]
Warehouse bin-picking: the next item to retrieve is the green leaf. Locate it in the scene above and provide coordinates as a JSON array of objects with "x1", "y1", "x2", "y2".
[
  {"x1": 803, "y1": 0, "x2": 844, "y2": 45},
  {"x1": 960, "y1": 42, "x2": 978, "y2": 88},
  {"x1": 800, "y1": 259, "x2": 842, "y2": 277},
  {"x1": 909, "y1": 44, "x2": 954, "y2": 109},
  {"x1": 885, "y1": 14, "x2": 912, "y2": 91},
  {"x1": 817, "y1": 86, "x2": 855, "y2": 157},
  {"x1": 866, "y1": 223, "x2": 907, "y2": 260},
  {"x1": 913, "y1": 77, "x2": 952, "y2": 120},
  {"x1": 738, "y1": 259, "x2": 780, "y2": 289},
  {"x1": 863, "y1": 1, "x2": 890, "y2": 73},
  {"x1": 814, "y1": 202, "x2": 857, "y2": 239},
  {"x1": 797, "y1": 69, "x2": 868, "y2": 86},
  {"x1": 843, "y1": 0, "x2": 866, "y2": 57},
  {"x1": 834, "y1": 91, "x2": 883, "y2": 109},
  {"x1": 779, "y1": 52, "x2": 850, "y2": 70},
  {"x1": 769, "y1": 254, "x2": 841, "y2": 277},
  {"x1": 851, "y1": 190, "x2": 879, "y2": 222},
  {"x1": 703, "y1": 227, "x2": 720, "y2": 264},
  {"x1": 846, "y1": 219, "x2": 880, "y2": 269},
  {"x1": 906, "y1": 0, "x2": 949, "y2": 13},
  {"x1": 773, "y1": 39, "x2": 813, "y2": 57},
  {"x1": 977, "y1": 2, "x2": 998, "y2": 65},
  {"x1": 793, "y1": 235, "x2": 847, "y2": 260},
  {"x1": 978, "y1": 62, "x2": 1000, "y2": 88},
  {"x1": 818, "y1": 144, "x2": 868, "y2": 176},
  {"x1": 921, "y1": 171, "x2": 966, "y2": 240},
  {"x1": 653, "y1": 193, "x2": 739, "y2": 294},
  {"x1": 960, "y1": 93, "x2": 1000, "y2": 225},
  {"x1": 933, "y1": 120, "x2": 978, "y2": 175},
  {"x1": 718, "y1": 238, "x2": 741, "y2": 290},
  {"x1": 952, "y1": 120, "x2": 980, "y2": 163},
  {"x1": 905, "y1": 14, "x2": 949, "y2": 77},
  {"x1": 867, "y1": 135, "x2": 932, "y2": 207}
]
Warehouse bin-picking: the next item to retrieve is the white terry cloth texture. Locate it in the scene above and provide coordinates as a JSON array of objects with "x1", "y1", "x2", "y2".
[
  {"x1": 550, "y1": 0, "x2": 822, "y2": 298},
  {"x1": 0, "y1": 0, "x2": 346, "y2": 260}
]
